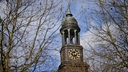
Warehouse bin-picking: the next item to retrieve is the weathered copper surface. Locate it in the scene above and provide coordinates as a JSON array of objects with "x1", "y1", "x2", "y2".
[{"x1": 60, "y1": 7, "x2": 80, "y2": 34}]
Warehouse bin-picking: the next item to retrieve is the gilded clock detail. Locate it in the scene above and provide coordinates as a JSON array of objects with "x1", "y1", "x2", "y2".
[{"x1": 68, "y1": 49, "x2": 80, "y2": 60}]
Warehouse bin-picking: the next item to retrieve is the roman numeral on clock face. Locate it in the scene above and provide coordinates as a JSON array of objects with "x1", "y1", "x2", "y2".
[{"x1": 68, "y1": 49, "x2": 81, "y2": 60}]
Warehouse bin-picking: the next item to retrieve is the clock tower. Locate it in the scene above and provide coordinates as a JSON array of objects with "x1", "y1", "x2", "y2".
[{"x1": 58, "y1": 6, "x2": 89, "y2": 72}]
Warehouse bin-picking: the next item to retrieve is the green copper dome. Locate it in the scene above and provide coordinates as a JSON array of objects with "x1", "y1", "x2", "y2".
[{"x1": 60, "y1": 6, "x2": 80, "y2": 33}]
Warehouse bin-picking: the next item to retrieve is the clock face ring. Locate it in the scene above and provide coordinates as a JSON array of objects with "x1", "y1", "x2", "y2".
[{"x1": 68, "y1": 49, "x2": 80, "y2": 60}]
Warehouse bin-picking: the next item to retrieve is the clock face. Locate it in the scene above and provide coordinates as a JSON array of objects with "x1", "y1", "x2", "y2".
[{"x1": 68, "y1": 49, "x2": 81, "y2": 60}]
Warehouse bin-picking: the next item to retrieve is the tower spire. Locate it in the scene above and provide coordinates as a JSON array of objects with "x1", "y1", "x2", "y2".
[{"x1": 66, "y1": 1, "x2": 72, "y2": 16}]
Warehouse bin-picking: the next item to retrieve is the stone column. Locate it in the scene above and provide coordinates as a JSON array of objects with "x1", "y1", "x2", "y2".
[
  {"x1": 78, "y1": 32, "x2": 80, "y2": 45},
  {"x1": 62, "y1": 31, "x2": 65, "y2": 46},
  {"x1": 74, "y1": 30, "x2": 77, "y2": 44},
  {"x1": 68, "y1": 29, "x2": 71, "y2": 44}
]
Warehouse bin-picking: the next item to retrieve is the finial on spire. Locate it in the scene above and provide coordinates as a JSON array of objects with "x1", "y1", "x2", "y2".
[{"x1": 66, "y1": 0, "x2": 72, "y2": 16}]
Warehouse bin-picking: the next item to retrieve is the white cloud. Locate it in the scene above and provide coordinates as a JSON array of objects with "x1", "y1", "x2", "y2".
[
  {"x1": 80, "y1": 22, "x2": 120, "y2": 62},
  {"x1": 81, "y1": 22, "x2": 119, "y2": 49},
  {"x1": 0, "y1": 1, "x2": 7, "y2": 18}
]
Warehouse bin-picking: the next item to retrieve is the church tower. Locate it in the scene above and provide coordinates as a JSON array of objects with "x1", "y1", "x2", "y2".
[{"x1": 58, "y1": 5, "x2": 89, "y2": 72}]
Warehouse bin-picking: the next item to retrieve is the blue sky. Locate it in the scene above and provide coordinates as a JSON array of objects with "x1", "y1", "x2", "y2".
[
  {"x1": 34, "y1": 0, "x2": 102, "y2": 71},
  {"x1": 0, "y1": 0, "x2": 105, "y2": 71},
  {"x1": 47, "y1": 0, "x2": 125, "y2": 71},
  {"x1": 43, "y1": 0, "x2": 102, "y2": 71},
  {"x1": 68, "y1": 0, "x2": 100, "y2": 34},
  {"x1": 34, "y1": 0, "x2": 100, "y2": 71}
]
